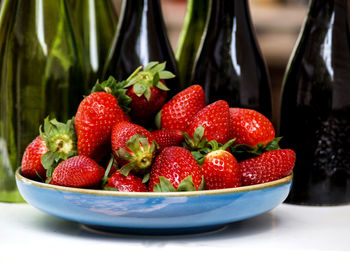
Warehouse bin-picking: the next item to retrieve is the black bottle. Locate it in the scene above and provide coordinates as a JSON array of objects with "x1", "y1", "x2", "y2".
[
  {"x1": 103, "y1": 0, "x2": 180, "y2": 99},
  {"x1": 279, "y1": 0, "x2": 350, "y2": 205},
  {"x1": 191, "y1": 0, "x2": 272, "y2": 119}
]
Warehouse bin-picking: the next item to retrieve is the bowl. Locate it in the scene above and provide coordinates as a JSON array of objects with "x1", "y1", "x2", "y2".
[{"x1": 16, "y1": 169, "x2": 293, "y2": 235}]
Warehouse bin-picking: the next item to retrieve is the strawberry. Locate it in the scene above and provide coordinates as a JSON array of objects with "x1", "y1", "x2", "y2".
[
  {"x1": 125, "y1": 62, "x2": 175, "y2": 126},
  {"x1": 239, "y1": 149, "x2": 296, "y2": 186},
  {"x1": 184, "y1": 100, "x2": 231, "y2": 149},
  {"x1": 21, "y1": 117, "x2": 77, "y2": 181},
  {"x1": 156, "y1": 85, "x2": 205, "y2": 131},
  {"x1": 202, "y1": 150, "x2": 241, "y2": 190},
  {"x1": 229, "y1": 108, "x2": 275, "y2": 147},
  {"x1": 149, "y1": 146, "x2": 204, "y2": 192},
  {"x1": 51, "y1": 155, "x2": 105, "y2": 188},
  {"x1": 111, "y1": 121, "x2": 157, "y2": 176},
  {"x1": 21, "y1": 136, "x2": 48, "y2": 180},
  {"x1": 104, "y1": 170, "x2": 147, "y2": 192},
  {"x1": 151, "y1": 129, "x2": 183, "y2": 151},
  {"x1": 75, "y1": 91, "x2": 125, "y2": 162}
]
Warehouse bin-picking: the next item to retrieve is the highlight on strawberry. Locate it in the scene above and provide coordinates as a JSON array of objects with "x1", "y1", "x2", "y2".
[{"x1": 20, "y1": 61, "x2": 296, "y2": 193}]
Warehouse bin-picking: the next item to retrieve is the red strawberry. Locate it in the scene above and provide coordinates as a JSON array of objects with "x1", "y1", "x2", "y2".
[
  {"x1": 151, "y1": 129, "x2": 183, "y2": 151},
  {"x1": 125, "y1": 62, "x2": 175, "y2": 126},
  {"x1": 229, "y1": 108, "x2": 275, "y2": 147},
  {"x1": 105, "y1": 170, "x2": 147, "y2": 192},
  {"x1": 157, "y1": 85, "x2": 205, "y2": 131},
  {"x1": 75, "y1": 92, "x2": 124, "y2": 162},
  {"x1": 127, "y1": 83, "x2": 167, "y2": 126},
  {"x1": 149, "y1": 146, "x2": 203, "y2": 192},
  {"x1": 184, "y1": 100, "x2": 231, "y2": 149},
  {"x1": 239, "y1": 149, "x2": 296, "y2": 186},
  {"x1": 21, "y1": 136, "x2": 48, "y2": 180},
  {"x1": 21, "y1": 118, "x2": 77, "y2": 181},
  {"x1": 111, "y1": 121, "x2": 157, "y2": 175},
  {"x1": 202, "y1": 149, "x2": 241, "y2": 190},
  {"x1": 51, "y1": 155, "x2": 105, "y2": 188}
]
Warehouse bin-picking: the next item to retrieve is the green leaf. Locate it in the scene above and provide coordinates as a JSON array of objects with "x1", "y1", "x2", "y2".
[
  {"x1": 125, "y1": 135, "x2": 143, "y2": 154},
  {"x1": 158, "y1": 71, "x2": 176, "y2": 79},
  {"x1": 265, "y1": 137, "x2": 282, "y2": 151},
  {"x1": 177, "y1": 175, "x2": 197, "y2": 191},
  {"x1": 193, "y1": 126, "x2": 205, "y2": 144},
  {"x1": 142, "y1": 172, "x2": 150, "y2": 184},
  {"x1": 144, "y1": 86, "x2": 152, "y2": 101},
  {"x1": 103, "y1": 186, "x2": 120, "y2": 192},
  {"x1": 155, "y1": 110, "x2": 162, "y2": 129},
  {"x1": 153, "y1": 176, "x2": 177, "y2": 192},
  {"x1": 150, "y1": 61, "x2": 166, "y2": 73},
  {"x1": 153, "y1": 72, "x2": 160, "y2": 87},
  {"x1": 45, "y1": 167, "x2": 55, "y2": 183},
  {"x1": 144, "y1": 61, "x2": 159, "y2": 71},
  {"x1": 221, "y1": 138, "x2": 236, "y2": 150},
  {"x1": 156, "y1": 81, "x2": 170, "y2": 91},
  {"x1": 41, "y1": 152, "x2": 56, "y2": 169},
  {"x1": 119, "y1": 161, "x2": 137, "y2": 176},
  {"x1": 191, "y1": 151, "x2": 205, "y2": 163},
  {"x1": 115, "y1": 147, "x2": 134, "y2": 161},
  {"x1": 198, "y1": 175, "x2": 205, "y2": 191},
  {"x1": 133, "y1": 83, "x2": 147, "y2": 97},
  {"x1": 101, "y1": 155, "x2": 114, "y2": 187}
]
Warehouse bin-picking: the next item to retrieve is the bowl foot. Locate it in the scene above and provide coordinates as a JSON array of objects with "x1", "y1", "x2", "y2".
[{"x1": 82, "y1": 224, "x2": 228, "y2": 237}]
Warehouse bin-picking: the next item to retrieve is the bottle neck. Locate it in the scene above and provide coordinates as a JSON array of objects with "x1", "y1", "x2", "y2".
[
  {"x1": 121, "y1": 0, "x2": 161, "y2": 24},
  {"x1": 206, "y1": 0, "x2": 250, "y2": 35},
  {"x1": 307, "y1": 0, "x2": 348, "y2": 21}
]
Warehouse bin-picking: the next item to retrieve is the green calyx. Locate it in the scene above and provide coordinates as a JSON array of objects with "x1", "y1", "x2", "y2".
[
  {"x1": 153, "y1": 175, "x2": 205, "y2": 192},
  {"x1": 125, "y1": 61, "x2": 175, "y2": 101},
  {"x1": 115, "y1": 134, "x2": 158, "y2": 176},
  {"x1": 100, "y1": 155, "x2": 115, "y2": 188},
  {"x1": 40, "y1": 117, "x2": 77, "y2": 180},
  {"x1": 190, "y1": 138, "x2": 236, "y2": 165},
  {"x1": 92, "y1": 76, "x2": 132, "y2": 113},
  {"x1": 230, "y1": 137, "x2": 282, "y2": 162},
  {"x1": 183, "y1": 126, "x2": 209, "y2": 151}
]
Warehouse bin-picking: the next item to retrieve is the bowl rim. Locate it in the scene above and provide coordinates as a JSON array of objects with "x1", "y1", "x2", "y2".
[{"x1": 16, "y1": 168, "x2": 293, "y2": 197}]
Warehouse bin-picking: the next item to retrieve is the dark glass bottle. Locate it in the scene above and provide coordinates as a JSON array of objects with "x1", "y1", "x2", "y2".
[
  {"x1": 191, "y1": 0, "x2": 272, "y2": 119},
  {"x1": 176, "y1": 0, "x2": 211, "y2": 90},
  {"x1": 103, "y1": 0, "x2": 180, "y2": 99},
  {"x1": 0, "y1": 0, "x2": 86, "y2": 202},
  {"x1": 279, "y1": 0, "x2": 350, "y2": 205},
  {"x1": 68, "y1": 0, "x2": 118, "y2": 87}
]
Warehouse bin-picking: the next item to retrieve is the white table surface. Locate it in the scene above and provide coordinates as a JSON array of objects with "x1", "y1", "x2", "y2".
[{"x1": 1, "y1": 202, "x2": 350, "y2": 262}]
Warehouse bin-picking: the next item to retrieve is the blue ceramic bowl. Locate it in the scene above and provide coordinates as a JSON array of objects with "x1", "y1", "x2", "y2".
[{"x1": 16, "y1": 169, "x2": 292, "y2": 235}]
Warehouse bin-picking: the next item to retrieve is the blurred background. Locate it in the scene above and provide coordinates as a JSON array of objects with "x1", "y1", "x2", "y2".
[{"x1": 111, "y1": 0, "x2": 310, "y2": 123}]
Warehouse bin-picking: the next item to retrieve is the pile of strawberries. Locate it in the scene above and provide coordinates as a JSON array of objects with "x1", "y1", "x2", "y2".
[{"x1": 21, "y1": 62, "x2": 296, "y2": 192}]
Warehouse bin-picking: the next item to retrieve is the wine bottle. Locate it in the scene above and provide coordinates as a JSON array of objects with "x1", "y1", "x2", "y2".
[
  {"x1": 176, "y1": 0, "x2": 210, "y2": 90},
  {"x1": 0, "y1": 0, "x2": 86, "y2": 202},
  {"x1": 68, "y1": 0, "x2": 118, "y2": 87},
  {"x1": 103, "y1": 0, "x2": 180, "y2": 99},
  {"x1": 191, "y1": 0, "x2": 272, "y2": 119},
  {"x1": 279, "y1": 0, "x2": 350, "y2": 205}
]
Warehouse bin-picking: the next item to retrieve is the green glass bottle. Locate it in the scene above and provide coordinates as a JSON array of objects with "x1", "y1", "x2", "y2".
[
  {"x1": 176, "y1": 0, "x2": 211, "y2": 89},
  {"x1": 0, "y1": 0, "x2": 86, "y2": 202},
  {"x1": 68, "y1": 0, "x2": 118, "y2": 87}
]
